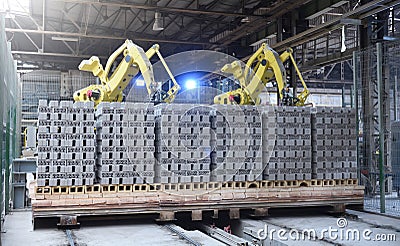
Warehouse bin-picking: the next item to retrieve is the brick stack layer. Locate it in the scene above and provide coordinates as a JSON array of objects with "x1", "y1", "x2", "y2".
[
  {"x1": 211, "y1": 105, "x2": 263, "y2": 182},
  {"x1": 155, "y1": 104, "x2": 211, "y2": 183},
  {"x1": 312, "y1": 107, "x2": 357, "y2": 179},
  {"x1": 37, "y1": 100, "x2": 95, "y2": 186},
  {"x1": 96, "y1": 102, "x2": 155, "y2": 184},
  {"x1": 264, "y1": 107, "x2": 312, "y2": 181}
]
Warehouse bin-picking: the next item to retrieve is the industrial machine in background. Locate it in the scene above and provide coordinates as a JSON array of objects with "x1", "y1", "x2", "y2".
[
  {"x1": 21, "y1": 126, "x2": 37, "y2": 157},
  {"x1": 73, "y1": 39, "x2": 180, "y2": 107},
  {"x1": 74, "y1": 40, "x2": 308, "y2": 107},
  {"x1": 214, "y1": 43, "x2": 310, "y2": 106},
  {"x1": 24, "y1": 126, "x2": 36, "y2": 149}
]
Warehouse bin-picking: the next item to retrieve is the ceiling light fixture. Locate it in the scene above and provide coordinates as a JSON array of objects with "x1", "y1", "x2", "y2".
[
  {"x1": 340, "y1": 26, "x2": 346, "y2": 53},
  {"x1": 4, "y1": 12, "x2": 16, "y2": 19},
  {"x1": 152, "y1": 11, "x2": 164, "y2": 31},
  {"x1": 241, "y1": 16, "x2": 250, "y2": 23},
  {"x1": 52, "y1": 36, "x2": 79, "y2": 42}
]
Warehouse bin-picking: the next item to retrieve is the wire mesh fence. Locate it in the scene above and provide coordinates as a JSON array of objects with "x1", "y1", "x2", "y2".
[
  {"x1": 20, "y1": 70, "x2": 96, "y2": 123},
  {"x1": 354, "y1": 41, "x2": 400, "y2": 217}
]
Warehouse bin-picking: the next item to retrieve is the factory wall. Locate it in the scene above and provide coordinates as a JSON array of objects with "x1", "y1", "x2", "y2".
[{"x1": 0, "y1": 14, "x2": 21, "y2": 230}]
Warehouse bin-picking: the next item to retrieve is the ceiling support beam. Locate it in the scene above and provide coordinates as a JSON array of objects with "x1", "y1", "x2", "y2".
[
  {"x1": 5, "y1": 28, "x2": 211, "y2": 45},
  {"x1": 324, "y1": 64, "x2": 337, "y2": 79},
  {"x1": 42, "y1": 0, "x2": 46, "y2": 53},
  {"x1": 11, "y1": 51, "x2": 107, "y2": 59},
  {"x1": 79, "y1": 39, "x2": 100, "y2": 54},
  {"x1": 45, "y1": 21, "x2": 78, "y2": 55},
  {"x1": 209, "y1": 0, "x2": 311, "y2": 48},
  {"x1": 55, "y1": 0, "x2": 261, "y2": 17},
  {"x1": 15, "y1": 0, "x2": 42, "y2": 29},
  {"x1": 62, "y1": 40, "x2": 76, "y2": 54},
  {"x1": 61, "y1": 9, "x2": 81, "y2": 31},
  {"x1": 11, "y1": 19, "x2": 41, "y2": 51},
  {"x1": 169, "y1": 0, "x2": 231, "y2": 42},
  {"x1": 271, "y1": 0, "x2": 400, "y2": 51},
  {"x1": 156, "y1": 0, "x2": 194, "y2": 37},
  {"x1": 124, "y1": 9, "x2": 141, "y2": 36},
  {"x1": 301, "y1": 48, "x2": 355, "y2": 71}
]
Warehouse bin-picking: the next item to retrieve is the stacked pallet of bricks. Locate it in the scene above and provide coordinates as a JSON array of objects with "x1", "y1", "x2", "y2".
[
  {"x1": 37, "y1": 100, "x2": 96, "y2": 186},
  {"x1": 155, "y1": 104, "x2": 211, "y2": 183},
  {"x1": 95, "y1": 102, "x2": 155, "y2": 184},
  {"x1": 312, "y1": 107, "x2": 357, "y2": 179},
  {"x1": 264, "y1": 107, "x2": 312, "y2": 181},
  {"x1": 36, "y1": 101, "x2": 359, "y2": 189},
  {"x1": 211, "y1": 105, "x2": 263, "y2": 182}
]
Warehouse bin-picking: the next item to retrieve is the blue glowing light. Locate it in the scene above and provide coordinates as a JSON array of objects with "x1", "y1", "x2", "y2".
[{"x1": 185, "y1": 79, "x2": 197, "y2": 90}]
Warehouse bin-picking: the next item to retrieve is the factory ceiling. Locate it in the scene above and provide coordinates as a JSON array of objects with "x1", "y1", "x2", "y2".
[
  {"x1": 2, "y1": 0, "x2": 313, "y2": 70},
  {"x1": 2, "y1": 0, "x2": 400, "y2": 71}
]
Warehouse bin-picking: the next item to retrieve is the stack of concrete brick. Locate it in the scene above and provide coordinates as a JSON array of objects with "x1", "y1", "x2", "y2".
[
  {"x1": 211, "y1": 105, "x2": 263, "y2": 182},
  {"x1": 261, "y1": 106, "x2": 276, "y2": 179},
  {"x1": 155, "y1": 104, "x2": 211, "y2": 183},
  {"x1": 312, "y1": 107, "x2": 357, "y2": 179},
  {"x1": 37, "y1": 100, "x2": 96, "y2": 186},
  {"x1": 96, "y1": 102, "x2": 156, "y2": 184},
  {"x1": 36, "y1": 99, "x2": 360, "y2": 188},
  {"x1": 264, "y1": 107, "x2": 312, "y2": 181},
  {"x1": 96, "y1": 102, "x2": 124, "y2": 185},
  {"x1": 124, "y1": 103, "x2": 156, "y2": 184}
]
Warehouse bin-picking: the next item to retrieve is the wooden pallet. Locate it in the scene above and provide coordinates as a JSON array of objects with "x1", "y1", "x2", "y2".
[{"x1": 30, "y1": 179, "x2": 364, "y2": 227}]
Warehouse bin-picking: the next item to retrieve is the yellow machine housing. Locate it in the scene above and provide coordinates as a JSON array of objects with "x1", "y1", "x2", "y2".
[
  {"x1": 214, "y1": 43, "x2": 309, "y2": 106},
  {"x1": 73, "y1": 39, "x2": 180, "y2": 107}
]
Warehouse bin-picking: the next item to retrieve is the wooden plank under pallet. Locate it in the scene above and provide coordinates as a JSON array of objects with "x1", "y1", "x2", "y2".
[{"x1": 30, "y1": 179, "x2": 364, "y2": 227}]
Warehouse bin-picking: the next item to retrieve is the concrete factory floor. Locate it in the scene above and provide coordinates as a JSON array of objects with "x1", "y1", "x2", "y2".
[
  {"x1": 2, "y1": 209, "x2": 400, "y2": 245},
  {"x1": 1, "y1": 211, "x2": 201, "y2": 246},
  {"x1": 239, "y1": 210, "x2": 400, "y2": 246}
]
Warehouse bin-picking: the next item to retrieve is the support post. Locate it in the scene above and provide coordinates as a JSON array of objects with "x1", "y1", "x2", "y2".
[
  {"x1": 5, "y1": 119, "x2": 10, "y2": 214},
  {"x1": 342, "y1": 86, "x2": 346, "y2": 107},
  {"x1": 376, "y1": 42, "x2": 386, "y2": 213},
  {"x1": 353, "y1": 51, "x2": 360, "y2": 182},
  {"x1": 394, "y1": 75, "x2": 398, "y2": 121},
  {"x1": 350, "y1": 85, "x2": 354, "y2": 108}
]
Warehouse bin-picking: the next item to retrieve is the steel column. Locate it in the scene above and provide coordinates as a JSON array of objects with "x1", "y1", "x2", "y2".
[
  {"x1": 5, "y1": 117, "x2": 10, "y2": 214},
  {"x1": 342, "y1": 86, "x2": 346, "y2": 107},
  {"x1": 0, "y1": 15, "x2": 4, "y2": 232},
  {"x1": 395, "y1": 75, "x2": 398, "y2": 121},
  {"x1": 353, "y1": 51, "x2": 360, "y2": 182},
  {"x1": 377, "y1": 42, "x2": 386, "y2": 213}
]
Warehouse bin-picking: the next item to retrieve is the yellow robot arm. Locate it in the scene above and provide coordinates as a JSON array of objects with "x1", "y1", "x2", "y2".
[
  {"x1": 288, "y1": 50, "x2": 309, "y2": 106},
  {"x1": 279, "y1": 48, "x2": 310, "y2": 106},
  {"x1": 214, "y1": 43, "x2": 310, "y2": 106},
  {"x1": 74, "y1": 40, "x2": 180, "y2": 107},
  {"x1": 214, "y1": 43, "x2": 286, "y2": 105}
]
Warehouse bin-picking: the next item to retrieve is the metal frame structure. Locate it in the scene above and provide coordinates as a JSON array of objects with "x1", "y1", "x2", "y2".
[
  {"x1": 2, "y1": 1, "x2": 398, "y2": 71},
  {"x1": 354, "y1": 39, "x2": 400, "y2": 215},
  {"x1": 2, "y1": 0, "x2": 270, "y2": 69}
]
